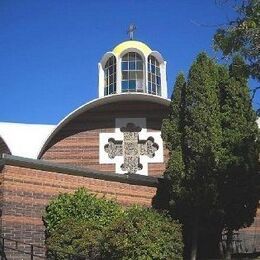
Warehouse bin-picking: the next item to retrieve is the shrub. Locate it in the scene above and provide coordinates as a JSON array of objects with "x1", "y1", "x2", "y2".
[
  {"x1": 43, "y1": 188, "x2": 123, "y2": 259},
  {"x1": 44, "y1": 188, "x2": 123, "y2": 235},
  {"x1": 43, "y1": 188, "x2": 183, "y2": 260},
  {"x1": 46, "y1": 219, "x2": 102, "y2": 259},
  {"x1": 101, "y1": 206, "x2": 183, "y2": 260}
]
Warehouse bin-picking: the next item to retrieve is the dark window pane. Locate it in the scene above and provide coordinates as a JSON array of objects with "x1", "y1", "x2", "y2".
[
  {"x1": 122, "y1": 62, "x2": 128, "y2": 71},
  {"x1": 152, "y1": 74, "x2": 156, "y2": 83},
  {"x1": 136, "y1": 71, "x2": 143, "y2": 79},
  {"x1": 109, "y1": 66, "x2": 113, "y2": 74},
  {"x1": 148, "y1": 63, "x2": 151, "y2": 72},
  {"x1": 136, "y1": 61, "x2": 143, "y2": 70},
  {"x1": 148, "y1": 82, "x2": 152, "y2": 93},
  {"x1": 104, "y1": 87, "x2": 108, "y2": 95},
  {"x1": 129, "y1": 80, "x2": 136, "y2": 90},
  {"x1": 129, "y1": 71, "x2": 135, "y2": 79},
  {"x1": 122, "y1": 71, "x2": 128, "y2": 80},
  {"x1": 136, "y1": 53, "x2": 142, "y2": 61},
  {"x1": 156, "y1": 76, "x2": 161, "y2": 85},
  {"x1": 152, "y1": 83, "x2": 156, "y2": 93},
  {"x1": 122, "y1": 54, "x2": 128, "y2": 61},
  {"x1": 109, "y1": 84, "x2": 114, "y2": 94},
  {"x1": 151, "y1": 64, "x2": 155, "y2": 73},
  {"x1": 129, "y1": 62, "x2": 135, "y2": 70},
  {"x1": 157, "y1": 85, "x2": 161, "y2": 95},
  {"x1": 109, "y1": 75, "x2": 113, "y2": 84},
  {"x1": 122, "y1": 80, "x2": 128, "y2": 91},
  {"x1": 129, "y1": 52, "x2": 135, "y2": 61},
  {"x1": 156, "y1": 67, "x2": 160, "y2": 75}
]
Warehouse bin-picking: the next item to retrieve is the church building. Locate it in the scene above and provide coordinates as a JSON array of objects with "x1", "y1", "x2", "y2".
[
  {"x1": 0, "y1": 39, "x2": 172, "y2": 259},
  {"x1": 0, "y1": 38, "x2": 259, "y2": 258}
]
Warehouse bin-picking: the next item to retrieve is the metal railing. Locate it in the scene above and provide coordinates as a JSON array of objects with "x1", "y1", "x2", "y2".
[
  {"x1": 0, "y1": 236, "x2": 89, "y2": 259},
  {"x1": 0, "y1": 236, "x2": 45, "y2": 259}
]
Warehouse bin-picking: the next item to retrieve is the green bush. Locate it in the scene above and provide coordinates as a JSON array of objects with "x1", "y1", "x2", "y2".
[
  {"x1": 43, "y1": 188, "x2": 183, "y2": 260},
  {"x1": 101, "y1": 206, "x2": 183, "y2": 260},
  {"x1": 46, "y1": 219, "x2": 102, "y2": 259},
  {"x1": 44, "y1": 188, "x2": 123, "y2": 234}
]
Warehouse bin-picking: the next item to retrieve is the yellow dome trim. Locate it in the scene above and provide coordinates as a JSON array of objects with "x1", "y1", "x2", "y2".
[{"x1": 113, "y1": 40, "x2": 152, "y2": 56}]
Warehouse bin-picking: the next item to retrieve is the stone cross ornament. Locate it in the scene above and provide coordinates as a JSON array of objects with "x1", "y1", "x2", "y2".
[{"x1": 104, "y1": 123, "x2": 158, "y2": 174}]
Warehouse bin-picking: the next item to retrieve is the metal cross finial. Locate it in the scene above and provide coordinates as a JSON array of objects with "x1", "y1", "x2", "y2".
[{"x1": 127, "y1": 24, "x2": 136, "y2": 40}]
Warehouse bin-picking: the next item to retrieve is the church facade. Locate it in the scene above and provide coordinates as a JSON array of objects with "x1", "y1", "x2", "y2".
[
  {"x1": 0, "y1": 40, "x2": 172, "y2": 259},
  {"x1": 0, "y1": 40, "x2": 259, "y2": 258}
]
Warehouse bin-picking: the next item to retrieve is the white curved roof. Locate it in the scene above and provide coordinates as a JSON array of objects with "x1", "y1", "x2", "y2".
[
  {"x1": 38, "y1": 93, "x2": 171, "y2": 158},
  {"x1": 0, "y1": 122, "x2": 55, "y2": 159}
]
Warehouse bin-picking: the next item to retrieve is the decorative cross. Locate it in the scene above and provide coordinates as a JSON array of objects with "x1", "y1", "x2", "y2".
[
  {"x1": 104, "y1": 123, "x2": 158, "y2": 174},
  {"x1": 127, "y1": 24, "x2": 136, "y2": 40}
]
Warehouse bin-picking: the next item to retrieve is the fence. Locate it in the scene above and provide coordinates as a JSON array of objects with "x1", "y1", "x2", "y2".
[{"x1": 0, "y1": 237, "x2": 89, "y2": 260}]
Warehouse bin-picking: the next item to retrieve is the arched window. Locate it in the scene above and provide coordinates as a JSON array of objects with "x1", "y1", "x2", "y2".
[
  {"x1": 104, "y1": 56, "x2": 116, "y2": 95},
  {"x1": 121, "y1": 52, "x2": 144, "y2": 92},
  {"x1": 148, "y1": 55, "x2": 161, "y2": 95}
]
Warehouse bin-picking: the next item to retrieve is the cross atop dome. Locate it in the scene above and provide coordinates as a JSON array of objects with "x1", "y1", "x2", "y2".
[{"x1": 127, "y1": 24, "x2": 136, "y2": 40}]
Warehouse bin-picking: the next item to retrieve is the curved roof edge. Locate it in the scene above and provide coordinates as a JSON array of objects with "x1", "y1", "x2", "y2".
[
  {"x1": 38, "y1": 93, "x2": 170, "y2": 159},
  {"x1": 113, "y1": 40, "x2": 152, "y2": 57}
]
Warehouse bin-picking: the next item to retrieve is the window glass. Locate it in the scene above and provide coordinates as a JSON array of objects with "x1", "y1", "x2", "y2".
[
  {"x1": 122, "y1": 71, "x2": 128, "y2": 80},
  {"x1": 129, "y1": 62, "x2": 135, "y2": 70},
  {"x1": 147, "y1": 55, "x2": 161, "y2": 96},
  {"x1": 136, "y1": 71, "x2": 142, "y2": 79},
  {"x1": 129, "y1": 53, "x2": 135, "y2": 61},
  {"x1": 104, "y1": 55, "x2": 117, "y2": 95},
  {"x1": 122, "y1": 80, "x2": 128, "y2": 91},
  {"x1": 121, "y1": 52, "x2": 144, "y2": 93},
  {"x1": 129, "y1": 80, "x2": 136, "y2": 90},
  {"x1": 136, "y1": 61, "x2": 143, "y2": 70},
  {"x1": 122, "y1": 62, "x2": 128, "y2": 71}
]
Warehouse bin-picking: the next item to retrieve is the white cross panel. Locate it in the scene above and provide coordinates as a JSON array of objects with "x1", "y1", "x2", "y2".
[{"x1": 99, "y1": 118, "x2": 164, "y2": 176}]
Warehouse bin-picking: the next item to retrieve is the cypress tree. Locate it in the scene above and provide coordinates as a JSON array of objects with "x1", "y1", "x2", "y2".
[
  {"x1": 162, "y1": 72, "x2": 186, "y2": 199},
  {"x1": 162, "y1": 53, "x2": 223, "y2": 260},
  {"x1": 162, "y1": 53, "x2": 259, "y2": 259},
  {"x1": 184, "y1": 53, "x2": 222, "y2": 260},
  {"x1": 218, "y1": 56, "x2": 259, "y2": 259}
]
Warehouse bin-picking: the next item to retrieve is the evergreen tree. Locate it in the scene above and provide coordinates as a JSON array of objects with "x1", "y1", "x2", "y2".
[
  {"x1": 184, "y1": 53, "x2": 223, "y2": 260},
  {"x1": 217, "y1": 56, "x2": 259, "y2": 259},
  {"x1": 162, "y1": 53, "x2": 259, "y2": 259},
  {"x1": 162, "y1": 72, "x2": 186, "y2": 202},
  {"x1": 162, "y1": 53, "x2": 223, "y2": 260}
]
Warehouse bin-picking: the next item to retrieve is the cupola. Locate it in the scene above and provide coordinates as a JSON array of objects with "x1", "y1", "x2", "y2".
[{"x1": 98, "y1": 40, "x2": 167, "y2": 99}]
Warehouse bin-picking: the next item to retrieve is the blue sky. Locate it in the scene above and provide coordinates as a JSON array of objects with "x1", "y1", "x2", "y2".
[{"x1": 1, "y1": 0, "x2": 258, "y2": 124}]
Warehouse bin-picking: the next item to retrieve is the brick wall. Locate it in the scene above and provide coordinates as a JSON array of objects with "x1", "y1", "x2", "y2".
[
  {"x1": 40, "y1": 100, "x2": 169, "y2": 177},
  {"x1": 0, "y1": 157, "x2": 158, "y2": 259}
]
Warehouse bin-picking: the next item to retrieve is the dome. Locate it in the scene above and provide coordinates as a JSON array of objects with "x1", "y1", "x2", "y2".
[{"x1": 98, "y1": 40, "x2": 168, "y2": 99}]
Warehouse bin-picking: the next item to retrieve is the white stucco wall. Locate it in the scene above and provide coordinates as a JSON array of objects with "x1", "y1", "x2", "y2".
[{"x1": 0, "y1": 122, "x2": 55, "y2": 159}]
